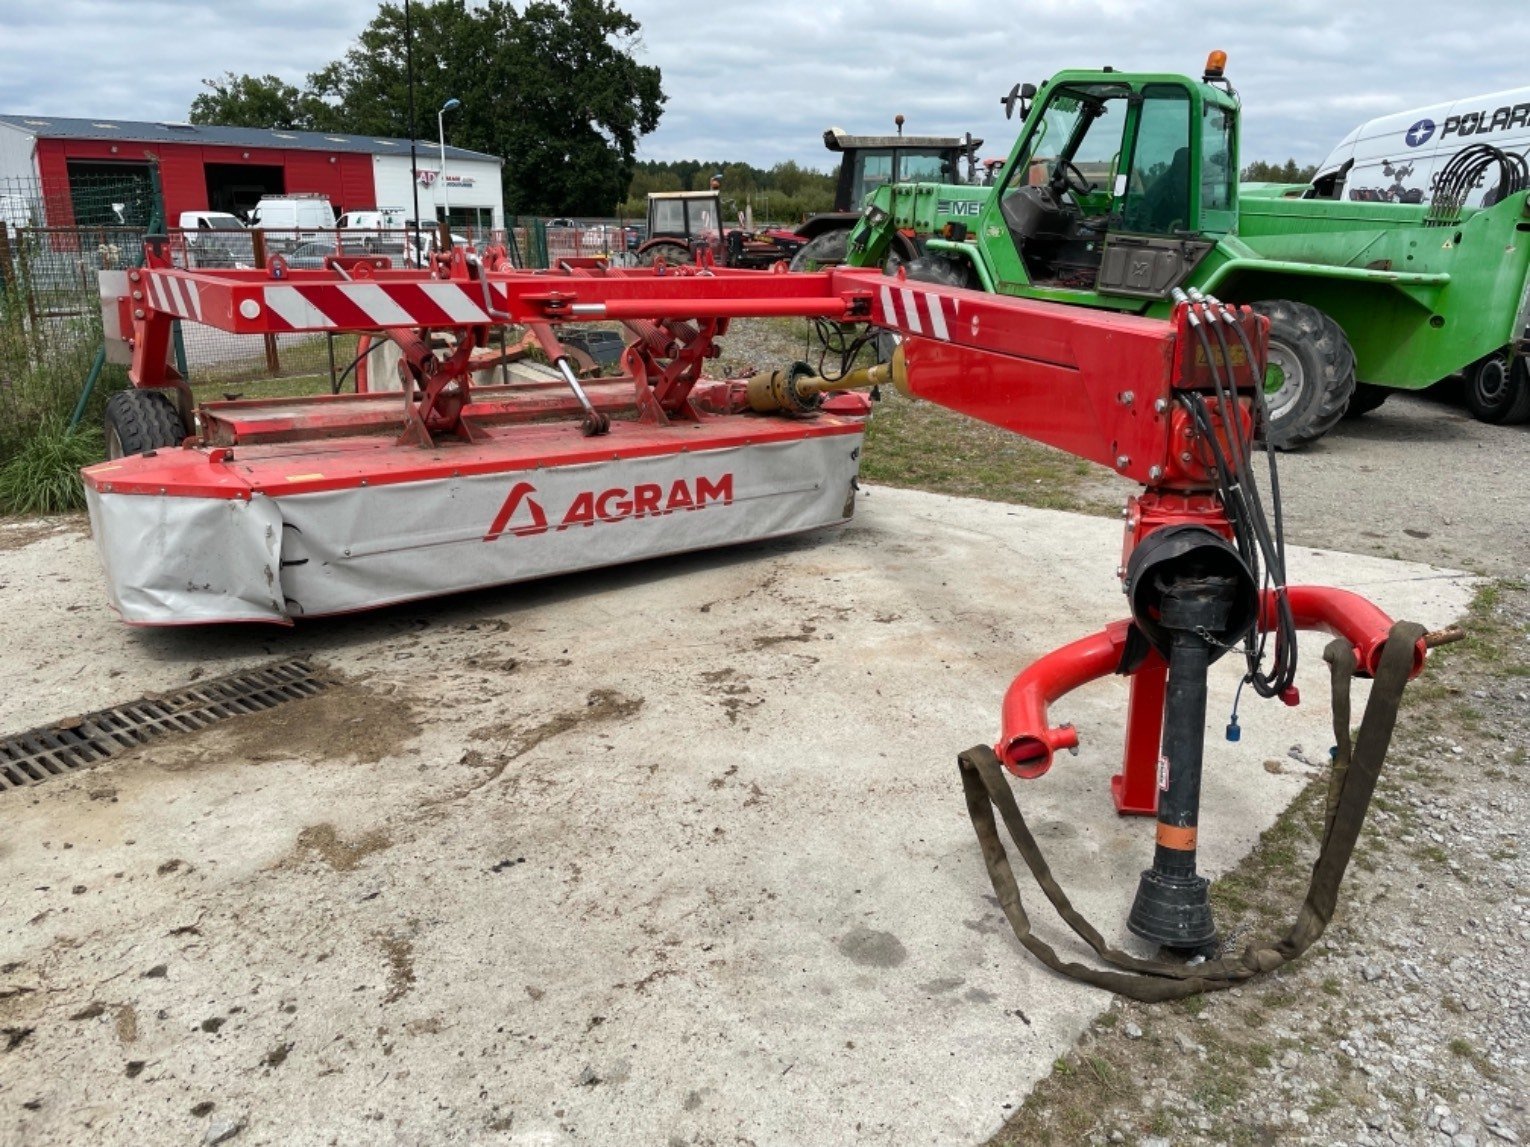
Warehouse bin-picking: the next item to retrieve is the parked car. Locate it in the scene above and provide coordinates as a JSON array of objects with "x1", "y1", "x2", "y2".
[{"x1": 284, "y1": 240, "x2": 371, "y2": 270}]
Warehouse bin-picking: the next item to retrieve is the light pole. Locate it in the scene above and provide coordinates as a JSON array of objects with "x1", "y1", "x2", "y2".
[{"x1": 437, "y1": 97, "x2": 461, "y2": 232}]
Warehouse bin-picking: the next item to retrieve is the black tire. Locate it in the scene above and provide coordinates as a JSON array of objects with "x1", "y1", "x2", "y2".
[
  {"x1": 901, "y1": 254, "x2": 976, "y2": 290},
  {"x1": 104, "y1": 389, "x2": 186, "y2": 459},
  {"x1": 1463, "y1": 351, "x2": 1530, "y2": 424},
  {"x1": 788, "y1": 228, "x2": 850, "y2": 272},
  {"x1": 636, "y1": 241, "x2": 690, "y2": 268},
  {"x1": 1248, "y1": 299, "x2": 1356, "y2": 450},
  {"x1": 1343, "y1": 381, "x2": 1391, "y2": 419}
]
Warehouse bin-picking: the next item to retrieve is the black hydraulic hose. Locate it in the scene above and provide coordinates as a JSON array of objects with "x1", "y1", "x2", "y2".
[
  {"x1": 1428, "y1": 145, "x2": 1530, "y2": 222},
  {"x1": 336, "y1": 334, "x2": 390, "y2": 393},
  {"x1": 1180, "y1": 300, "x2": 1298, "y2": 699}
]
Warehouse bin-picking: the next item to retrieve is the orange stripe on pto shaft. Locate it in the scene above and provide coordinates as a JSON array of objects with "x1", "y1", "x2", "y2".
[{"x1": 1156, "y1": 823, "x2": 1198, "y2": 851}]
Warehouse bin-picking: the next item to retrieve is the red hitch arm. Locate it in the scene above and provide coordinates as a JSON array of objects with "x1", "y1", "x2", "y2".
[
  {"x1": 1268, "y1": 586, "x2": 1428, "y2": 680},
  {"x1": 996, "y1": 586, "x2": 1424, "y2": 788}
]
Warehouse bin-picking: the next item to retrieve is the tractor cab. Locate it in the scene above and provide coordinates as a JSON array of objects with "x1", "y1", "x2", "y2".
[
  {"x1": 647, "y1": 191, "x2": 723, "y2": 247},
  {"x1": 824, "y1": 125, "x2": 981, "y2": 212},
  {"x1": 987, "y1": 55, "x2": 1238, "y2": 299}
]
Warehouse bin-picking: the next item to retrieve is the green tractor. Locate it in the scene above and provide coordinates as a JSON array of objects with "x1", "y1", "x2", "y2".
[
  {"x1": 789, "y1": 120, "x2": 982, "y2": 271},
  {"x1": 839, "y1": 53, "x2": 1530, "y2": 447}
]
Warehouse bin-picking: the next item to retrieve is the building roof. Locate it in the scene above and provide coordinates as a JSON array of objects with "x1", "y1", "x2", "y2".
[{"x1": 0, "y1": 115, "x2": 502, "y2": 165}]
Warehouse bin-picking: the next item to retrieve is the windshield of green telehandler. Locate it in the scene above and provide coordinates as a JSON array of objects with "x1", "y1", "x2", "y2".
[{"x1": 1005, "y1": 83, "x2": 1131, "y2": 211}]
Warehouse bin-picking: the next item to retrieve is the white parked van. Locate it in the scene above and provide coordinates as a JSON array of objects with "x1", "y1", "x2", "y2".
[
  {"x1": 248, "y1": 194, "x2": 337, "y2": 247},
  {"x1": 335, "y1": 208, "x2": 411, "y2": 231},
  {"x1": 177, "y1": 211, "x2": 254, "y2": 268},
  {"x1": 1309, "y1": 87, "x2": 1530, "y2": 207}
]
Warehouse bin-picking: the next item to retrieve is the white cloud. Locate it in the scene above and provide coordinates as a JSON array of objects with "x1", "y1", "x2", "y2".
[{"x1": 1, "y1": 0, "x2": 1525, "y2": 174}]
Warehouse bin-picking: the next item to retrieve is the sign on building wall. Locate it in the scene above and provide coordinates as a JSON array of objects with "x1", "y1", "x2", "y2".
[{"x1": 416, "y1": 169, "x2": 477, "y2": 189}]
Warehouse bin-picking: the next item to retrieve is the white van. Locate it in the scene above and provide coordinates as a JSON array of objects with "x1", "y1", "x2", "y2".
[
  {"x1": 335, "y1": 207, "x2": 411, "y2": 231},
  {"x1": 177, "y1": 211, "x2": 254, "y2": 268},
  {"x1": 1308, "y1": 87, "x2": 1530, "y2": 207},
  {"x1": 248, "y1": 194, "x2": 337, "y2": 246}
]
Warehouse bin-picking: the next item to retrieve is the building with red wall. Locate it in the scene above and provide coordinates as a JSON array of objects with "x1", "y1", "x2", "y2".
[{"x1": 0, "y1": 115, "x2": 504, "y2": 230}]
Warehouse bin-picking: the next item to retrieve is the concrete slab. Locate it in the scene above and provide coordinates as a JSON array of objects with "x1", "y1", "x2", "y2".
[{"x1": 0, "y1": 488, "x2": 1472, "y2": 1145}]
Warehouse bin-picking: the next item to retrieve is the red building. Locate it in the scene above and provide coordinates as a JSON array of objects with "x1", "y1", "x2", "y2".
[{"x1": 0, "y1": 115, "x2": 504, "y2": 229}]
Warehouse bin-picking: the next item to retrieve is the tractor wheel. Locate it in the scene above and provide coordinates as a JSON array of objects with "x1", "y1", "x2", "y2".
[
  {"x1": 901, "y1": 254, "x2": 976, "y2": 290},
  {"x1": 789, "y1": 228, "x2": 850, "y2": 272},
  {"x1": 1342, "y1": 381, "x2": 1391, "y2": 419},
  {"x1": 104, "y1": 389, "x2": 186, "y2": 459},
  {"x1": 636, "y1": 242, "x2": 691, "y2": 268},
  {"x1": 1248, "y1": 300, "x2": 1356, "y2": 450},
  {"x1": 1463, "y1": 351, "x2": 1530, "y2": 424}
]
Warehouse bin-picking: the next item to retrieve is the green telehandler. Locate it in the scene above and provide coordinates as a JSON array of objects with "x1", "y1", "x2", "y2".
[{"x1": 831, "y1": 52, "x2": 1530, "y2": 447}]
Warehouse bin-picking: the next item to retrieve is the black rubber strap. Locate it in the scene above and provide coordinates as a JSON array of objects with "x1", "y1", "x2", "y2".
[{"x1": 958, "y1": 619, "x2": 1426, "y2": 1001}]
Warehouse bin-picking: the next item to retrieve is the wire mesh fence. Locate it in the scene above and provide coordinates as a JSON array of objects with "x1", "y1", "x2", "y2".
[
  {"x1": 0, "y1": 164, "x2": 652, "y2": 463},
  {"x1": 0, "y1": 174, "x2": 146, "y2": 463}
]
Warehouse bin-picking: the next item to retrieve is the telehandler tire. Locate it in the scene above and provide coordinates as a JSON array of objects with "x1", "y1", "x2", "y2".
[
  {"x1": 104, "y1": 389, "x2": 186, "y2": 459},
  {"x1": 1249, "y1": 299, "x2": 1356, "y2": 450},
  {"x1": 1463, "y1": 351, "x2": 1530, "y2": 424},
  {"x1": 1342, "y1": 382, "x2": 1390, "y2": 419}
]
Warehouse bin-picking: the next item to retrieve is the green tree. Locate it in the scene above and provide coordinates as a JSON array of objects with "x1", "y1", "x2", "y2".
[
  {"x1": 1241, "y1": 158, "x2": 1318, "y2": 184},
  {"x1": 191, "y1": 1, "x2": 664, "y2": 216},
  {"x1": 189, "y1": 73, "x2": 334, "y2": 131}
]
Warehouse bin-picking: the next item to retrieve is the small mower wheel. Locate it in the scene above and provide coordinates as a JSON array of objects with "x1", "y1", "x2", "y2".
[
  {"x1": 1463, "y1": 351, "x2": 1530, "y2": 424},
  {"x1": 1342, "y1": 381, "x2": 1391, "y2": 419},
  {"x1": 104, "y1": 389, "x2": 186, "y2": 459},
  {"x1": 579, "y1": 412, "x2": 611, "y2": 437},
  {"x1": 788, "y1": 228, "x2": 850, "y2": 272},
  {"x1": 1248, "y1": 299, "x2": 1356, "y2": 451}
]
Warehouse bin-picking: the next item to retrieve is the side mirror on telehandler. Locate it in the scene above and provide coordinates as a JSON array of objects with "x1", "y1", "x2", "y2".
[{"x1": 1001, "y1": 82, "x2": 1038, "y2": 120}]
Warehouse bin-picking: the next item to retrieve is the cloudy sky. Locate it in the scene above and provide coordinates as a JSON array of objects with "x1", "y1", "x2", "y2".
[{"x1": 1, "y1": 0, "x2": 1526, "y2": 171}]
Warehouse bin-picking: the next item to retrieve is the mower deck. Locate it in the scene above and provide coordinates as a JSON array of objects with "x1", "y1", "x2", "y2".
[{"x1": 84, "y1": 409, "x2": 867, "y2": 626}]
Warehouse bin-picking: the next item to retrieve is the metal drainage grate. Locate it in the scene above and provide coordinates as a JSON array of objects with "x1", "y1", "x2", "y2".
[{"x1": 0, "y1": 659, "x2": 334, "y2": 793}]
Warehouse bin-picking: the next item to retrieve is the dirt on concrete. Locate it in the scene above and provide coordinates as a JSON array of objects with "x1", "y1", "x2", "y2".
[
  {"x1": 139, "y1": 682, "x2": 426, "y2": 772},
  {"x1": 0, "y1": 514, "x2": 85, "y2": 552}
]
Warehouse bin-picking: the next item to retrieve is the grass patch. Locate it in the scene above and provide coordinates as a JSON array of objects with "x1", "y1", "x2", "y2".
[
  {"x1": 0, "y1": 416, "x2": 101, "y2": 513},
  {"x1": 862, "y1": 389, "x2": 1126, "y2": 514},
  {"x1": 0, "y1": 306, "x2": 124, "y2": 466},
  {"x1": 1449, "y1": 1037, "x2": 1498, "y2": 1078},
  {"x1": 1176, "y1": 995, "x2": 1208, "y2": 1017}
]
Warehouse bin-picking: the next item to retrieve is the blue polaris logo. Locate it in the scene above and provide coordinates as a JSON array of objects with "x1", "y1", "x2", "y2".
[{"x1": 1404, "y1": 118, "x2": 1436, "y2": 147}]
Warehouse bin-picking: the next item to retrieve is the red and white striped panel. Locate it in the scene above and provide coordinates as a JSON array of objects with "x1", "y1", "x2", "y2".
[
  {"x1": 875, "y1": 281, "x2": 956, "y2": 343},
  {"x1": 255, "y1": 282, "x2": 503, "y2": 332},
  {"x1": 143, "y1": 272, "x2": 205, "y2": 323}
]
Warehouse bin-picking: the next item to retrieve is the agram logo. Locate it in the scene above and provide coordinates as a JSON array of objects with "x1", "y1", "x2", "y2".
[{"x1": 484, "y1": 474, "x2": 734, "y2": 541}]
